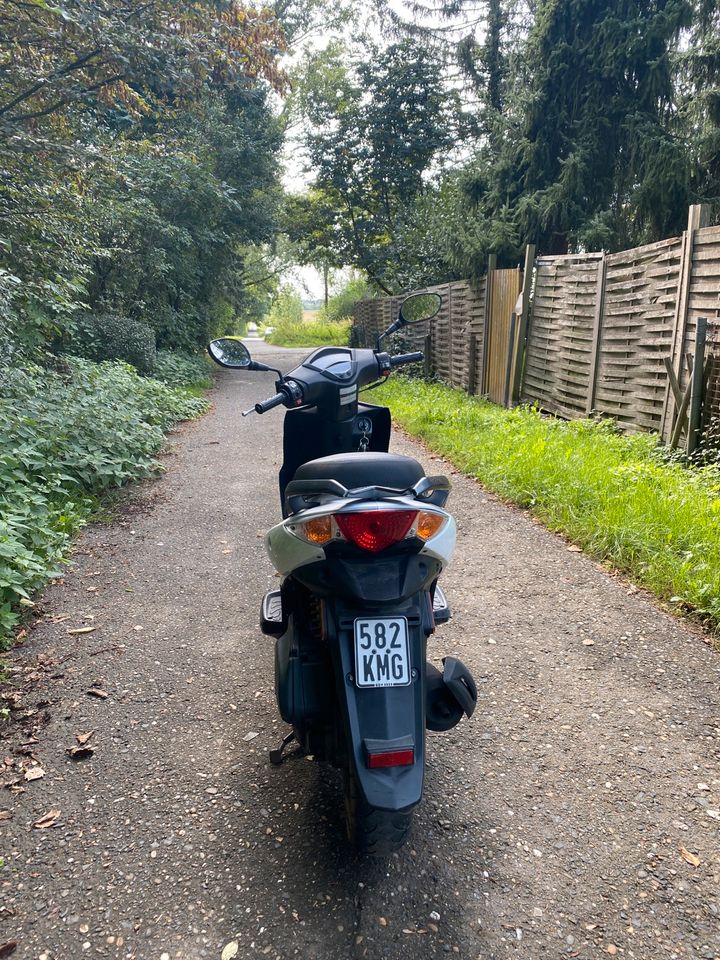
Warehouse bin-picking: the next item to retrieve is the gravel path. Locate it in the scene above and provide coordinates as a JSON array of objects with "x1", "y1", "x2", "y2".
[{"x1": 1, "y1": 345, "x2": 719, "y2": 960}]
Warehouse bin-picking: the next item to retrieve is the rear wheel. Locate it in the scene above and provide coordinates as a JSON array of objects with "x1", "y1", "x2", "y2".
[{"x1": 343, "y1": 769, "x2": 413, "y2": 856}]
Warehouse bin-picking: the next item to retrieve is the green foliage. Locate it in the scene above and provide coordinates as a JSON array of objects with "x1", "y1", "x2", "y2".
[
  {"x1": 379, "y1": 377, "x2": 720, "y2": 632},
  {"x1": 0, "y1": 1, "x2": 286, "y2": 360},
  {"x1": 153, "y1": 350, "x2": 212, "y2": 388},
  {"x1": 294, "y1": 38, "x2": 461, "y2": 292},
  {"x1": 268, "y1": 286, "x2": 304, "y2": 327},
  {"x1": 0, "y1": 359, "x2": 207, "y2": 645},
  {"x1": 66, "y1": 313, "x2": 157, "y2": 375},
  {"x1": 319, "y1": 278, "x2": 369, "y2": 323},
  {"x1": 266, "y1": 319, "x2": 351, "y2": 348}
]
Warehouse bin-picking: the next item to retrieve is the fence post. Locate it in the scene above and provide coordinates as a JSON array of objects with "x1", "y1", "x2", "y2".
[
  {"x1": 661, "y1": 203, "x2": 712, "y2": 440},
  {"x1": 585, "y1": 252, "x2": 607, "y2": 415},
  {"x1": 687, "y1": 316, "x2": 708, "y2": 455},
  {"x1": 480, "y1": 254, "x2": 497, "y2": 395},
  {"x1": 511, "y1": 243, "x2": 537, "y2": 403},
  {"x1": 467, "y1": 333, "x2": 477, "y2": 394},
  {"x1": 423, "y1": 334, "x2": 432, "y2": 379}
]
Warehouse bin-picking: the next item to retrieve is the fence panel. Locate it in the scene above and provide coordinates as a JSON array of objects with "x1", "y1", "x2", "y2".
[
  {"x1": 688, "y1": 226, "x2": 720, "y2": 428},
  {"x1": 522, "y1": 254, "x2": 602, "y2": 418},
  {"x1": 594, "y1": 237, "x2": 682, "y2": 431}
]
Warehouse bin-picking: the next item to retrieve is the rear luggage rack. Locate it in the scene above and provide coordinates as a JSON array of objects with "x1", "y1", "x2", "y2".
[{"x1": 284, "y1": 474, "x2": 450, "y2": 516}]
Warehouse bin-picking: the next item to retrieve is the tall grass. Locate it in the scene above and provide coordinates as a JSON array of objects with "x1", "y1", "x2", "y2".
[
  {"x1": 266, "y1": 318, "x2": 351, "y2": 348},
  {"x1": 379, "y1": 378, "x2": 720, "y2": 632}
]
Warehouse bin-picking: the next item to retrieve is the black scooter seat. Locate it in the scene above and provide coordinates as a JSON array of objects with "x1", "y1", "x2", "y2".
[{"x1": 293, "y1": 452, "x2": 425, "y2": 491}]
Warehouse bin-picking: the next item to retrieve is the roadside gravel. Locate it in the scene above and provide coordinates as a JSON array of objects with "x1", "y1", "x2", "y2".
[{"x1": 1, "y1": 344, "x2": 718, "y2": 960}]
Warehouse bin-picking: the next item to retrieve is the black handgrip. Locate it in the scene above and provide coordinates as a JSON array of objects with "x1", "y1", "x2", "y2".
[
  {"x1": 254, "y1": 392, "x2": 286, "y2": 414},
  {"x1": 389, "y1": 352, "x2": 424, "y2": 367}
]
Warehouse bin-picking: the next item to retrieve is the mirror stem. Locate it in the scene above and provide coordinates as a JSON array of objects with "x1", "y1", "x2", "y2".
[
  {"x1": 375, "y1": 318, "x2": 404, "y2": 352},
  {"x1": 249, "y1": 361, "x2": 283, "y2": 378}
]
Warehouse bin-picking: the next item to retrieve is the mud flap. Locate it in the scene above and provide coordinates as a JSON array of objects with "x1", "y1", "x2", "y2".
[{"x1": 325, "y1": 600, "x2": 429, "y2": 812}]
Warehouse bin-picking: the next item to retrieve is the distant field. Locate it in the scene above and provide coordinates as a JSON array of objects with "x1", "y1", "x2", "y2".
[{"x1": 302, "y1": 310, "x2": 320, "y2": 322}]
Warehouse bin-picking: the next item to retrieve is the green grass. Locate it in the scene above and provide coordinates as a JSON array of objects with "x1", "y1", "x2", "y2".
[
  {"x1": 266, "y1": 319, "x2": 351, "y2": 348},
  {"x1": 378, "y1": 378, "x2": 720, "y2": 634}
]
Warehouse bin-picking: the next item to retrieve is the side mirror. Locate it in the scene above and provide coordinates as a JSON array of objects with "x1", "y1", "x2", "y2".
[
  {"x1": 208, "y1": 337, "x2": 252, "y2": 369},
  {"x1": 399, "y1": 293, "x2": 442, "y2": 325},
  {"x1": 375, "y1": 292, "x2": 443, "y2": 350}
]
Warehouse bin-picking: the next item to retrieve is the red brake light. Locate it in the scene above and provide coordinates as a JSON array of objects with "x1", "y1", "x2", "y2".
[
  {"x1": 335, "y1": 510, "x2": 417, "y2": 553},
  {"x1": 367, "y1": 749, "x2": 415, "y2": 769}
]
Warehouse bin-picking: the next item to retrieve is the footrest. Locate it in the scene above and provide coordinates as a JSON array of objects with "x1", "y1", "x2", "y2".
[
  {"x1": 433, "y1": 585, "x2": 451, "y2": 624},
  {"x1": 261, "y1": 590, "x2": 285, "y2": 636}
]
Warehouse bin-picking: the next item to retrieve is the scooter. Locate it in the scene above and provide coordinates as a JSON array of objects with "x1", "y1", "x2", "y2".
[{"x1": 208, "y1": 293, "x2": 476, "y2": 855}]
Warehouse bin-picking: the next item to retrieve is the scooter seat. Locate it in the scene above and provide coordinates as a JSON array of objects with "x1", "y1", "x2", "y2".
[{"x1": 293, "y1": 452, "x2": 425, "y2": 492}]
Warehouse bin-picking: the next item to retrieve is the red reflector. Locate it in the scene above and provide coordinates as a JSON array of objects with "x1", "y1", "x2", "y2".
[
  {"x1": 367, "y1": 749, "x2": 415, "y2": 769},
  {"x1": 336, "y1": 510, "x2": 417, "y2": 553}
]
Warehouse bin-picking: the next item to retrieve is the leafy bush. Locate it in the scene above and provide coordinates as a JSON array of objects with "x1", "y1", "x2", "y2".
[
  {"x1": 0, "y1": 358, "x2": 207, "y2": 644},
  {"x1": 319, "y1": 277, "x2": 369, "y2": 323},
  {"x1": 153, "y1": 349, "x2": 213, "y2": 388},
  {"x1": 67, "y1": 312, "x2": 157, "y2": 374},
  {"x1": 268, "y1": 286, "x2": 304, "y2": 326},
  {"x1": 266, "y1": 319, "x2": 351, "y2": 348},
  {"x1": 379, "y1": 378, "x2": 720, "y2": 634}
]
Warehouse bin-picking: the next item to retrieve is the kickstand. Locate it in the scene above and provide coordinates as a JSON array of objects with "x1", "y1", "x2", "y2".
[{"x1": 269, "y1": 730, "x2": 297, "y2": 766}]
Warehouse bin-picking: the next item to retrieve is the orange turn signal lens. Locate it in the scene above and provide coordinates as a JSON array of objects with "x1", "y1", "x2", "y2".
[
  {"x1": 299, "y1": 516, "x2": 334, "y2": 545},
  {"x1": 416, "y1": 511, "x2": 445, "y2": 541}
]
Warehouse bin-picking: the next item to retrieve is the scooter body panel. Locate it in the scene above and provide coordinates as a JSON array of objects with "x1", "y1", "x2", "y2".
[{"x1": 323, "y1": 595, "x2": 432, "y2": 811}]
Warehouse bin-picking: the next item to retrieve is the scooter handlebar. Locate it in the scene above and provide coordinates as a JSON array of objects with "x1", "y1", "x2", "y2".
[
  {"x1": 389, "y1": 352, "x2": 424, "y2": 367},
  {"x1": 255, "y1": 392, "x2": 286, "y2": 414}
]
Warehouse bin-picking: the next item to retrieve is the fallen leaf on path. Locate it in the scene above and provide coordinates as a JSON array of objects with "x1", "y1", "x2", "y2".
[
  {"x1": 566, "y1": 545, "x2": 582, "y2": 553},
  {"x1": 0, "y1": 941, "x2": 18, "y2": 958},
  {"x1": 33, "y1": 809, "x2": 60, "y2": 829},
  {"x1": 76, "y1": 731, "x2": 94, "y2": 746},
  {"x1": 66, "y1": 745, "x2": 94, "y2": 761},
  {"x1": 67, "y1": 627, "x2": 96, "y2": 635},
  {"x1": 378, "y1": 917, "x2": 387, "y2": 927},
  {"x1": 24, "y1": 766, "x2": 45, "y2": 782},
  {"x1": 86, "y1": 688, "x2": 108, "y2": 700},
  {"x1": 679, "y1": 846, "x2": 700, "y2": 867},
  {"x1": 0, "y1": 809, "x2": 12, "y2": 821},
  {"x1": 582, "y1": 639, "x2": 595, "y2": 646},
  {"x1": 221, "y1": 942, "x2": 239, "y2": 960},
  {"x1": 242, "y1": 732, "x2": 259, "y2": 742}
]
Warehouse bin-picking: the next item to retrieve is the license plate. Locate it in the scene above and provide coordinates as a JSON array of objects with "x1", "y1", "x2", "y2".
[{"x1": 354, "y1": 617, "x2": 410, "y2": 688}]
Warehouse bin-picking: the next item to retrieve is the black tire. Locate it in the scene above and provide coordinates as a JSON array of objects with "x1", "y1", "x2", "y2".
[{"x1": 343, "y1": 770, "x2": 413, "y2": 856}]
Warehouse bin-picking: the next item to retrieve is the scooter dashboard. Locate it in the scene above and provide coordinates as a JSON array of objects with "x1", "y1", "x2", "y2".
[{"x1": 301, "y1": 347, "x2": 357, "y2": 383}]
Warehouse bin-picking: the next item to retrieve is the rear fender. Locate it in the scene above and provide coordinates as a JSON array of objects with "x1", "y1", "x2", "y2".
[{"x1": 324, "y1": 596, "x2": 432, "y2": 812}]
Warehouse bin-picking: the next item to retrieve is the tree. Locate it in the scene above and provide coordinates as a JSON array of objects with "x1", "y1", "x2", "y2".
[
  {"x1": 0, "y1": 0, "x2": 286, "y2": 357},
  {"x1": 680, "y1": 0, "x2": 720, "y2": 210},
  {"x1": 443, "y1": 0, "x2": 695, "y2": 271},
  {"x1": 297, "y1": 39, "x2": 460, "y2": 292}
]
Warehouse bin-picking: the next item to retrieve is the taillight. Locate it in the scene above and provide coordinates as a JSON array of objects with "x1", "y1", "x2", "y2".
[
  {"x1": 416, "y1": 510, "x2": 446, "y2": 540},
  {"x1": 335, "y1": 510, "x2": 417, "y2": 553},
  {"x1": 367, "y1": 748, "x2": 415, "y2": 769},
  {"x1": 296, "y1": 515, "x2": 334, "y2": 545}
]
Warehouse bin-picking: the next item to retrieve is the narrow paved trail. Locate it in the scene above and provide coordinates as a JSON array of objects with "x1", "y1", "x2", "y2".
[{"x1": 2, "y1": 346, "x2": 719, "y2": 960}]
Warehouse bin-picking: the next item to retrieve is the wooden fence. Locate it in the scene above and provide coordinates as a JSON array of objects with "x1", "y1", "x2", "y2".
[{"x1": 351, "y1": 205, "x2": 720, "y2": 451}]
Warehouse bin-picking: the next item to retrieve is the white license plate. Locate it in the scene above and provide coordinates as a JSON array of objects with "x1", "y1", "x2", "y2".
[{"x1": 354, "y1": 617, "x2": 410, "y2": 688}]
